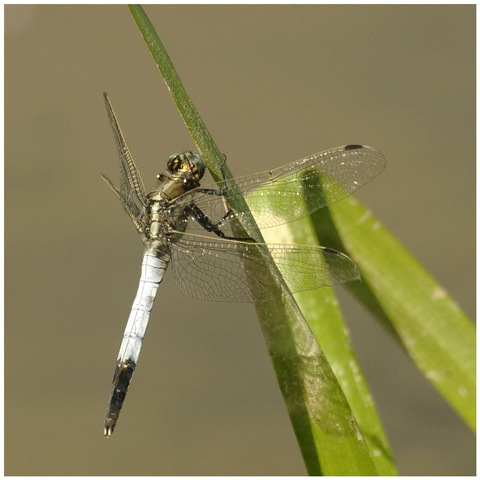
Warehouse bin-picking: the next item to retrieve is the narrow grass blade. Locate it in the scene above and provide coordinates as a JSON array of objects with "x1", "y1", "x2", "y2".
[
  {"x1": 127, "y1": 5, "x2": 380, "y2": 474},
  {"x1": 127, "y1": 5, "x2": 226, "y2": 182}
]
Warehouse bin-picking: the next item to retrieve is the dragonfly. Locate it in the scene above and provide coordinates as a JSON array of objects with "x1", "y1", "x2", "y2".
[{"x1": 101, "y1": 92, "x2": 385, "y2": 437}]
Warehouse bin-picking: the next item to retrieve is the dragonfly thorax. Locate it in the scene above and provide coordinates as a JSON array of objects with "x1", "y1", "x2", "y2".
[{"x1": 145, "y1": 200, "x2": 186, "y2": 241}]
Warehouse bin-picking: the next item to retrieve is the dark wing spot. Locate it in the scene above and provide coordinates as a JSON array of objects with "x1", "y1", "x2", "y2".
[
  {"x1": 323, "y1": 247, "x2": 341, "y2": 255},
  {"x1": 344, "y1": 144, "x2": 364, "y2": 150}
]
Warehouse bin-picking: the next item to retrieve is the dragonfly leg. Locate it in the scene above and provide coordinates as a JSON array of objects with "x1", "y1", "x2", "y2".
[
  {"x1": 195, "y1": 187, "x2": 225, "y2": 196},
  {"x1": 191, "y1": 156, "x2": 261, "y2": 241},
  {"x1": 188, "y1": 203, "x2": 254, "y2": 242}
]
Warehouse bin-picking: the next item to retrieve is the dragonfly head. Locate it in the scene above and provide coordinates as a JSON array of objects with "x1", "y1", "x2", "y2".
[{"x1": 167, "y1": 152, "x2": 205, "y2": 181}]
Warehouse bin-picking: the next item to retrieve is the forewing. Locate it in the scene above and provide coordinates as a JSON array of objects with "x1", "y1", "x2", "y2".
[
  {"x1": 176, "y1": 145, "x2": 385, "y2": 236},
  {"x1": 170, "y1": 232, "x2": 360, "y2": 303},
  {"x1": 103, "y1": 93, "x2": 147, "y2": 223}
]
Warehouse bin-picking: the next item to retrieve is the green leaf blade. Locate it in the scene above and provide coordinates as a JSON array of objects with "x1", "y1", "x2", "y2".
[
  {"x1": 313, "y1": 194, "x2": 475, "y2": 431},
  {"x1": 263, "y1": 215, "x2": 397, "y2": 475}
]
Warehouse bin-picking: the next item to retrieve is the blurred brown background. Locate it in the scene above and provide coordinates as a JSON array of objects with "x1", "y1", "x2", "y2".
[{"x1": 5, "y1": 4, "x2": 475, "y2": 475}]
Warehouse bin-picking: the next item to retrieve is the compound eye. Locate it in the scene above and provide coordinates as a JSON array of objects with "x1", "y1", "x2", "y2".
[
  {"x1": 167, "y1": 153, "x2": 183, "y2": 173},
  {"x1": 185, "y1": 152, "x2": 205, "y2": 180}
]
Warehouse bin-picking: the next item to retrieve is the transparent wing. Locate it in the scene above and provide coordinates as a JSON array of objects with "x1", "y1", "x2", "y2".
[
  {"x1": 102, "y1": 93, "x2": 148, "y2": 229},
  {"x1": 175, "y1": 145, "x2": 385, "y2": 237},
  {"x1": 170, "y1": 232, "x2": 360, "y2": 303}
]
